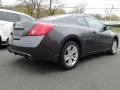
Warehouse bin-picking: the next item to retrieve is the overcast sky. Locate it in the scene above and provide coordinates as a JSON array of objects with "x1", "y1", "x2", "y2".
[
  {"x1": 2, "y1": 0, "x2": 17, "y2": 5},
  {"x1": 61, "y1": 0, "x2": 120, "y2": 7},
  {"x1": 60, "y1": 0, "x2": 120, "y2": 15},
  {"x1": 2, "y1": 0, "x2": 120, "y2": 7},
  {"x1": 1, "y1": 0, "x2": 120, "y2": 15}
]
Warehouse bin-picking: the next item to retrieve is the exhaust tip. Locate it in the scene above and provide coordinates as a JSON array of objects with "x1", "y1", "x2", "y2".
[
  {"x1": 27, "y1": 56, "x2": 34, "y2": 61},
  {"x1": 8, "y1": 50, "x2": 12, "y2": 53}
]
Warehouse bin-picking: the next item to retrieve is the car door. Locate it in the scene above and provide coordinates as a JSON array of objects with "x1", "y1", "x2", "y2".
[
  {"x1": 76, "y1": 16, "x2": 93, "y2": 54},
  {"x1": 84, "y1": 16, "x2": 111, "y2": 53}
]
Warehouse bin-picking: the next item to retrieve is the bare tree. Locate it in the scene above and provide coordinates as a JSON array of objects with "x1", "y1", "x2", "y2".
[
  {"x1": 71, "y1": 3, "x2": 86, "y2": 14},
  {"x1": 20, "y1": 0, "x2": 63, "y2": 18},
  {"x1": 20, "y1": 0, "x2": 43, "y2": 18},
  {"x1": 90, "y1": 14, "x2": 103, "y2": 20},
  {"x1": 46, "y1": 0, "x2": 63, "y2": 15},
  {"x1": 104, "y1": 5, "x2": 114, "y2": 21}
]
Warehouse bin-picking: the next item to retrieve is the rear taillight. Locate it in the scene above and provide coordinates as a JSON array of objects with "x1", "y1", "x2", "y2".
[{"x1": 28, "y1": 23, "x2": 54, "y2": 36}]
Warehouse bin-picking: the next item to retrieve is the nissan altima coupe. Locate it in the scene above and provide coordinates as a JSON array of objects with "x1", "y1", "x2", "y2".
[{"x1": 8, "y1": 14, "x2": 119, "y2": 70}]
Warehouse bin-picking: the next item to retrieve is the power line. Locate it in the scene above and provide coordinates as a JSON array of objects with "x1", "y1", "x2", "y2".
[{"x1": 63, "y1": 7, "x2": 120, "y2": 9}]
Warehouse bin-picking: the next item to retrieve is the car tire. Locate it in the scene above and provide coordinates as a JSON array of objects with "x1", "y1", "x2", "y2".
[
  {"x1": 6, "y1": 38, "x2": 9, "y2": 46},
  {"x1": 108, "y1": 39, "x2": 118, "y2": 55},
  {"x1": 59, "y1": 41, "x2": 80, "y2": 70}
]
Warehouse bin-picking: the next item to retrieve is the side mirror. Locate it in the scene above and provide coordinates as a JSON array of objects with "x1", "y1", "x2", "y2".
[
  {"x1": 103, "y1": 26, "x2": 107, "y2": 31},
  {"x1": 102, "y1": 26, "x2": 111, "y2": 32}
]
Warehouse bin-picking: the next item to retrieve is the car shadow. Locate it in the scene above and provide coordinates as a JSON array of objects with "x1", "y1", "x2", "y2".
[
  {"x1": 11, "y1": 58, "x2": 63, "y2": 74},
  {"x1": 78, "y1": 52, "x2": 109, "y2": 64},
  {"x1": 0, "y1": 45, "x2": 7, "y2": 50},
  {"x1": 9, "y1": 52, "x2": 112, "y2": 74}
]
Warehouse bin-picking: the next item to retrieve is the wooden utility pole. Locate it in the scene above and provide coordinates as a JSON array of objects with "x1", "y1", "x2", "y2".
[
  {"x1": 49, "y1": 0, "x2": 52, "y2": 15},
  {"x1": 0, "y1": 0, "x2": 3, "y2": 8}
]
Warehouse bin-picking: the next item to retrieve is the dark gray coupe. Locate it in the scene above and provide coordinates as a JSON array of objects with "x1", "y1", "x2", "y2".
[{"x1": 8, "y1": 14, "x2": 119, "y2": 70}]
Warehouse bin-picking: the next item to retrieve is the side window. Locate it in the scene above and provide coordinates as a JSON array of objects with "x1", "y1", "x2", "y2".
[
  {"x1": 85, "y1": 17, "x2": 104, "y2": 31},
  {"x1": 0, "y1": 11, "x2": 18, "y2": 22},
  {"x1": 19, "y1": 15, "x2": 33, "y2": 21},
  {"x1": 77, "y1": 17, "x2": 88, "y2": 26}
]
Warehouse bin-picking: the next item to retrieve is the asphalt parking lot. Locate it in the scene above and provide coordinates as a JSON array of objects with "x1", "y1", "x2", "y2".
[{"x1": 0, "y1": 34, "x2": 120, "y2": 90}]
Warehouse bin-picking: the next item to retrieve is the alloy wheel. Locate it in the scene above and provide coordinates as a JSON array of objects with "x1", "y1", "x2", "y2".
[
  {"x1": 64, "y1": 45, "x2": 79, "y2": 67},
  {"x1": 112, "y1": 41, "x2": 117, "y2": 54}
]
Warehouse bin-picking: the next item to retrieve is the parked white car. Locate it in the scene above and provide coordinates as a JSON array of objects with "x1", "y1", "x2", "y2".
[{"x1": 0, "y1": 9, "x2": 35, "y2": 47}]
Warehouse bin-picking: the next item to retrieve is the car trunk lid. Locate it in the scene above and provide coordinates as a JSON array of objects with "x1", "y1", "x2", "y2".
[
  {"x1": 13, "y1": 21, "x2": 36, "y2": 40},
  {"x1": 13, "y1": 21, "x2": 54, "y2": 40}
]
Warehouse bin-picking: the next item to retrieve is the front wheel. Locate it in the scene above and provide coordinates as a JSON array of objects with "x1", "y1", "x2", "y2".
[
  {"x1": 59, "y1": 41, "x2": 80, "y2": 70},
  {"x1": 108, "y1": 39, "x2": 118, "y2": 55}
]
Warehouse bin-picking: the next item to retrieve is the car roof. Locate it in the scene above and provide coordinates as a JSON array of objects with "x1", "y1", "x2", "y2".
[
  {"x1": 38, "y1": 14, "x2": 94, "y2": 25},
  {"x1": 39, "y1": 14, "x2": 94, "y2": 20},
  {"x1": 0, "y1": 9, "x2": 35, "y2": 20}
]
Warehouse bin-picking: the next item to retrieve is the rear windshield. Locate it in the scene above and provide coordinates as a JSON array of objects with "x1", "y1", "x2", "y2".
[
  {"x1": 37, "y1": 14, "x2": 77, "y2": 25},
  {"x1": 38, "y1": 15, "x2": 70, "y2": 21}
]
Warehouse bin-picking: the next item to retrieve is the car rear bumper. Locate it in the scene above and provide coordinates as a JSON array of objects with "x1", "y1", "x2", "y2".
[
  {"x1": 8, "y1": 48, "x2": 32, "y2": 58},
  {"x1": 8, "y1": 45, "x2": 59, "y2": 62},
  {"x1": 8, "y1": 35, "x2": 59, "y2": 62}
]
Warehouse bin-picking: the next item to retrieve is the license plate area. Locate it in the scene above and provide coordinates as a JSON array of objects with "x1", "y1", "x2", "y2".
[{"x1": 13, "y1": 30, "x2": 23, "y2": 39}]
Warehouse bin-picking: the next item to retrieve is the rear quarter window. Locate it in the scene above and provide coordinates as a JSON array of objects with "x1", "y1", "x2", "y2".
[
  {"x1": 39, "y1": 15, "x2": 77, "y2": 25},
  {"x1": 19, "y1": 14, "x2": 34, "y2": 21},
  {"x1": 77, "y1": 17, "x2": 88, "y2": 26}
]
